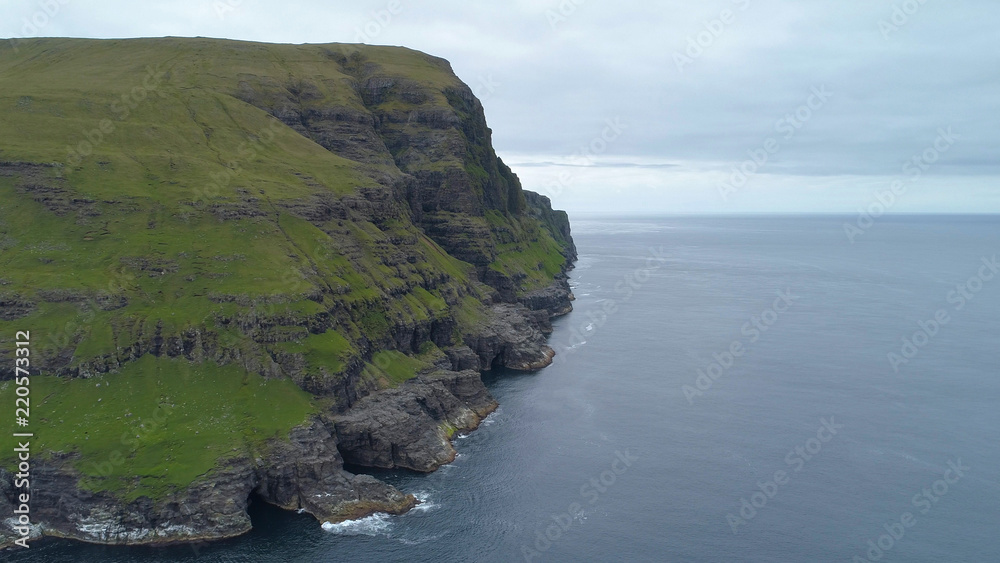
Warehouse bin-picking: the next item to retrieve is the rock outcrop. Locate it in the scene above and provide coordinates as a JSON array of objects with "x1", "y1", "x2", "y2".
[
  {"x1": 465, "y1": 304, "x2": 558, "y2": 370},
  {"x1": 0, "y1": 420, "x2": 414, "y2": 547},
  {"x1": 334, "y1": 369, "x2": 498, "y2": 472},
  {"x1": 0, "y1": 37, "x2": 575, "y2": 550}
]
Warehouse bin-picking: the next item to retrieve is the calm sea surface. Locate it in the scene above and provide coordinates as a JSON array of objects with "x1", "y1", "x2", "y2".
[{"x1": 14, "y1": 216, "x2": 1000, "y2": 562}]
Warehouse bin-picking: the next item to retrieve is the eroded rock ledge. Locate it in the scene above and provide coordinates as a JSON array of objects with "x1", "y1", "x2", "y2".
[
  {"x1": 334, "y1": 369, "x2": 498, "y2": 472},
  {"x1": 0, "y1": 420, "x2": 414, "y2": 547},
  {"x1": 0, "y1": 281, "x2": 572, "y2": 549},
  {"x1": 0, "y1": 38, "x2": 577, "y2": 550}
]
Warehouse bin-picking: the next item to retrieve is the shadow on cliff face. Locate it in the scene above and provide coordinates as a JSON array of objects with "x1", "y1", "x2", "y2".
[
  {"x1": 488, "y1": 353, "x2": 506, "y2": 372},
  {"x1": 340, "y1": 463, "x2": 410, "y2": 485},
  {"x1": 246, "y1": 492, "x2": 315, "y2": 534},
  {"x1": 480, "y1": 366, "x2": 541, "y2": 387}
]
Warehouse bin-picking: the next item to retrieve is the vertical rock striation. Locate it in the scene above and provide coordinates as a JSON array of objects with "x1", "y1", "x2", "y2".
[{"x1": 0, "y1": 37, "x2": 575, "y2": 548}]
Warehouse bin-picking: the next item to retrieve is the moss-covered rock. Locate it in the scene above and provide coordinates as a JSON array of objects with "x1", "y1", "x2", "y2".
[{"x1": 0, "y1": 37, "x2": 574, "y2": 548}]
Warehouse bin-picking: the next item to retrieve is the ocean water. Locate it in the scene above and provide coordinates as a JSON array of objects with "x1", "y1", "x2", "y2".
[{"x1": 13, "y1": 215, "x2": 1000, "y2": 562}]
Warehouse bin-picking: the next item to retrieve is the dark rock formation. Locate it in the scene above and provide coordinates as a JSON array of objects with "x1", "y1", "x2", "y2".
[
  {"x1": 463, "y1": 304, "x2": 558, "y2": 371},
  {"x1": 0, "y1": 38, "x2": 577, "y2": 550},
  {"x1": 520, "y1": 276, "x2": 575, "y2": 320},
  {"x1": 524, "y1": 190, "x2": 577, "y2": 263},
  {"x1": 334, "y1": 370, "x2": 498, "y2": 472},
  {"x1": 0, "y1": 420, "x2": 414, "y2": 547}
]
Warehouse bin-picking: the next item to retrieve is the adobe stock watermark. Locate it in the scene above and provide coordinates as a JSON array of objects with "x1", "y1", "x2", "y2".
[
  {"x1": 520, "y1": 450, "x2": 639, "y2": 562},
  {"x1": 556, "y1": 246, "x2": 668, "y2": 361},
  {"x1": 673, "y1": 0, "x2": 751, "y2": 73},
  {"x1": 81, "y1": 398, "x2": 209, "y2": 559},
  {"x1": 213, "y1": 0, "x2": 243, "y2": 20},
  {"x1": 850, "y1": 459, "x2": 968, "y2": 562},
  {"x1": 8, "y1": 0, "x2": 73, "y2": 55},
  {"x1": 717, "y1": 86, "x2": 833, "y2": 202},
  {"x1": 683, "y1": 289, "x2": 799, "y2": 404},
  {"x1": 546, "y1": 0, "x2": 587, "y2": 29},
  {"x1": 879, "y1": 0, "x2": 933, "y2": 40},
  {"x1": 539, "y1": 117, "x2": 627, "y2": 200},
  {"x1": 844, "y1": 127, "x2": 958, "y2": 243},
  {"x1": 354, "y1": 0, "x2": 403, "y2": 43},
  {"x1": 44, "y1": 265, "x2": 136, "y2": 357},
  {"x1": 888, "y1": 254, "x2": 997, "y2": 373},
  {"x1": 88, "y1": 402, "x2": 175, "y2": 478},
  {"x1": 474, "y1": 74, "x2": 501, "y2": 103},
  {"x1": 191, "y1": 116, "x2": 286, "y2": 204},
  {"x1": 727, "y1": 417, "x2": 843, "y2": 533},
  {"x1": 568, "y1": 118, "x2": 628, "y2": 167},
  {"x1": 65, "y1": 64, "x2": 169, "y2": 168}
]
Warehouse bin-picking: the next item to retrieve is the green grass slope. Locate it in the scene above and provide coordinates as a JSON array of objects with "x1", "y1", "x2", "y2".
[{"x1": 0, "y1": 37, "x2": 571, "y2": 503}]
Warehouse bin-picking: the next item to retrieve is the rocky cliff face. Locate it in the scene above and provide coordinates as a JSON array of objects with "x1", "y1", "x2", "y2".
[
  {"x1": 0, "y1": 37, "x2": 574, "y2": 549},
  {"x1": 334, "y1": 369, "x2": 498, "y2": 472},
  {"x1": 0, "y1": 420, "x2": 415, "y2": 546}
]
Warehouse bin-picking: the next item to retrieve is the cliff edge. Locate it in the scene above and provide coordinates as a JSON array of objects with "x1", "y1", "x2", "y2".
[{"x1": 0, "y1": 37, "x2": 574, "y2": 547}]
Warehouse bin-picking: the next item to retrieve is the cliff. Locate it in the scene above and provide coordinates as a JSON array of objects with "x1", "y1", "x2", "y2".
[{"x1": 0, "y1": 37, "x2": 574, "y2": 548}]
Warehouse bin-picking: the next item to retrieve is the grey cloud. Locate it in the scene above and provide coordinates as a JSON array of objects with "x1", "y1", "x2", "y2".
[{"x1": 2, "y1": 0, "x2": 998, "y2": 213}]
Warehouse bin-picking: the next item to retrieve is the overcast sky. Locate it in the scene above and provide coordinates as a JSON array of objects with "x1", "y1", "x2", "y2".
[{"x1": 4, "y1": 0, "x2": 999, "y2": 214}]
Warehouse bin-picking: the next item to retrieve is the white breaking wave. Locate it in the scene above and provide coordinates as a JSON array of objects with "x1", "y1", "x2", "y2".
[
  {"x1": 480, "y1": 410, "x2": 499, "y2": 426},
  {"x1": 411, "y1": 491, "x2": 440, "y2": 513},
  {"x1": 322, "y1": 513, "x2": 393, "y2": 536}
]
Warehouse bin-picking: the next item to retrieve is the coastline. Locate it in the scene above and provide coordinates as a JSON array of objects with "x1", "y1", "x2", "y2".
[
  {"x1": 0, "y1": 271, "x2": 575, "y2": 551},
  {"x1": 0, "y1": 37, "x2": 577, "y2": 551}
]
